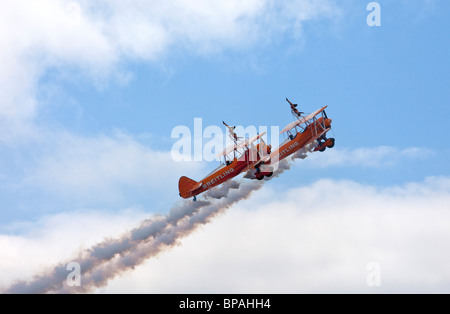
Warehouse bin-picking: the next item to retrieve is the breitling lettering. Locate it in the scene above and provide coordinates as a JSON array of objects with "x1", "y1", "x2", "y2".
[
  {"x1": 202, "y1": 168, "x2": 235, "y2": 189},
  {"x1": 279, "y1": 141, "x2": 299, "y2": 159}
]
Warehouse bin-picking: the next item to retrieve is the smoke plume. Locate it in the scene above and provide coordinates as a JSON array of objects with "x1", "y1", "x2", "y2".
[
  {"x1": 3, "y1": 144, "x2": 312, "y2": 293},
  {"x1": 3, "y1": 180, "x2": 262, "y2": 293},
  {"x1": 204, "y1": 180, "x2": 240, "y2": 199}
]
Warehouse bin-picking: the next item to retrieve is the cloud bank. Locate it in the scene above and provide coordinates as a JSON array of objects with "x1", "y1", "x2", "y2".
[
  {"x1": 102, "y1": 176, "x2": 450, "y2": 293},
  {"x1": 303, "y1": 146, "x2": 434, "y2": 168},
  {"x1": 1, "y1": 176, "x2": 449, "y2": 293}
]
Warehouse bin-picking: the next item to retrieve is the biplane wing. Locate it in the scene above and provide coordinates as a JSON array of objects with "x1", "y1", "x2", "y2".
[
  {"x1": 216, "y1": 143, "x2": 237, "y2": 158},
  {"x1": 237, "y1": 132, "x2": 267, "y2": 150},
  {"x1": 216, "y1": 132, "x2": 267, "y2": 158},
  {"x1": 280, "y1": 120, "x2": 301, "y2": 135},
  {"x1": 302, "y1": 106, "x2": 328, "y2": 123},
  {"x1": 280, "y1": 106, "x2": 328, "y2": 134}
]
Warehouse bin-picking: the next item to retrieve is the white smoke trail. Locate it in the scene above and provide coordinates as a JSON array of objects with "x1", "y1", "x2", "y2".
[
  {"x1": 57, "y1": 180, "x2": 262, "y2": 293},
  {"x1": 3, "y1": 142, "x2": 314, "y2": 294},
  {"x1": 291, "y1": 141, "x2": 318, "y2": 161},
  {"x1": 2, "y1": 132, "x2": 326, "y2": 294},
  {"x1": 204, "y1": 180, "x2": 240, "y2": 199},
  {"x1": 2, "y1": 179, "x2": 260, "y2": 294},
  {"x1": 3, "y1": 146, "x2": 304, "y2": 294},
  {"x1": 3, "y1": 199, "x2": 211, "y2": 294},
  {"x1": 292, "y1": 148, "x2": 308, "y2": 160}
]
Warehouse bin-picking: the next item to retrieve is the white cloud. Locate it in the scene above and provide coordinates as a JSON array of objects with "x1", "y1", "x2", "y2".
[
  {"x1": 100, "y1": 176, "x2": 450, "y2": 293},
  {"x1": 0, "y1": 0, "x2": 342, "y2": 207},
  {"x1": 0, "y1": 1, "x2": 115, "y2": 142},
  {"x1": 24, "y1": 130, "x2": 205, "y2": 202},
  {"x1": 302, "y1": 146, "x2": 434, "y2": 168},
  {"x1": 1, "y1": 176, "x2": 449, "y2": 293},
  {"x1": 0, "y1": 0, "x2": 340, "y2": 142}
]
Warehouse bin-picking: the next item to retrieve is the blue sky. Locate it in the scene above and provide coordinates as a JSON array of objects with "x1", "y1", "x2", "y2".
[
  {"x1": 37, "y1": 1, "x2": 450, "y2": 161},
  {"x1": 0, "y1": 0, "x2": 449, "y2": 293}
]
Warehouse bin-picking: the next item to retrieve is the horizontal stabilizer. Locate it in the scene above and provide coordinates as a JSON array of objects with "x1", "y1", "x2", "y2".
[{"x1": 178, "y1": 176, "x2": 202, "y2": 199}]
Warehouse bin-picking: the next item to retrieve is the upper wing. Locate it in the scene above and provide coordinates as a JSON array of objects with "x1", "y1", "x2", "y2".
[
  {"x1": 280, "y1": 120, "x2": 302, "y2": 134},
  {"x1": 237, "y1": 131, "x2": 267, "y2": 150},
  {"x1": 217, "y1": 132, "x2": 267, "y2": 157},
  {"x1": 216, "y1": 143, "x2": 237, "y2": 158},
  {"x1": 302, "y1": 106, "x2": 327, "y2": 123},
  {"x1": 280, "y1": 106, "x2": 327, "y2": 134}
]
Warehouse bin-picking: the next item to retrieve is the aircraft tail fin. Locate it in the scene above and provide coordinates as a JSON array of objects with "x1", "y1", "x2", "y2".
[{"x1": 178, "y1": 176, "x2": 202, "y2": 199}]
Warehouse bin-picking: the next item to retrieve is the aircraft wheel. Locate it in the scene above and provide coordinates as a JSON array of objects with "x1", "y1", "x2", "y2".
[
  {"x1": 319, "y1": 146, "x2": 326, "y2": 152},
  {"x1": 256, "y1": 176, "x2": 264, "y2": 180},
  {"x1": 265, "y1": 172, "x2": 273, "y2": 177},
  {"x1": 327, "y1": 138, "x2": 335, "y2": 148}
]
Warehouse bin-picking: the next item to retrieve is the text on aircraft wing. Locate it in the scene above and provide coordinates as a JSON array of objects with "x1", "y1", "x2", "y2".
[{"x1": 280, "y1": 106, "x2": 328, "y2": 134}]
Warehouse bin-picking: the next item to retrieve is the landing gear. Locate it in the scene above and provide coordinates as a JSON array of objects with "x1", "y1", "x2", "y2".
[
  {"x1": 255, "y1": 170, "x2": 272, "y2": 180},
  {"x1": 316, "y1": 137, "x2": 335, "y2": 152},
  {"x1": 327, "y1": 138, "x2": 335, "y2": 148},
  {"x1": 193, "y1": 196, "x2": 197, "y2": 202},
  {"x1": 254, "y1": 165, "x2": 273, "y2": 180}
]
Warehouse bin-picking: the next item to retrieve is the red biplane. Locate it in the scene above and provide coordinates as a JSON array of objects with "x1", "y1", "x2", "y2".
[
  {"x1": 178, "y1": 126, "x2": 270, "y2": 201},
  {"x1": 245, "y1": 98, "x2": 335, "y2": 180},
  {"x1": 178, "y1": 98, "x2": 334, "y2": 199}
]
